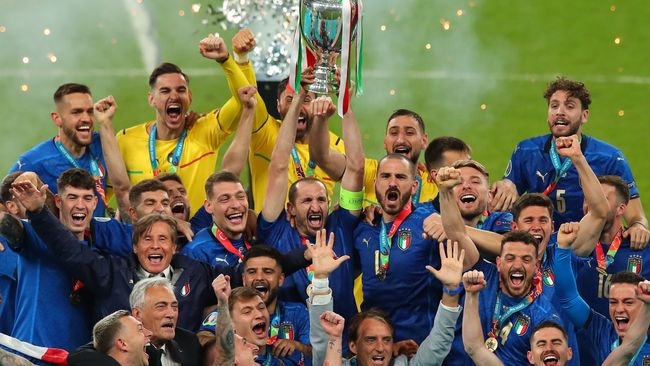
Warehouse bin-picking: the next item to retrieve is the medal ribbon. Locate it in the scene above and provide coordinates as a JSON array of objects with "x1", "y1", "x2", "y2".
[
  {"x1": 475, "y1": 210, "x2": 489, "y2": 230},
  {"x1": 300, "y1": 236, "x2": 315, "y2": 281},
  {"x1": 411, "y1": 174, "x2": 422, "y2": 206},
  {"x1": 542, "y1": 138, "x2": 577, "y2": 196},
  {"x1": 267, "y1": 303, "x2": 282, "y2": 345},
  {"x1": 290, "y1": 146, "x2": 316, "y2": 179},
  {"x1": 595, "y1": 228, "x2": 624, "y2": 276},
  {"x1": 488, "y1": 273, "x2": 543, "y2": 342},
  {"x1": 148, "y1": 124, "x2": 188, "y2": 177},
  {"x1": 54, "y1": 135, "x2": 107, "y2": 205},
  {"x1": 377, "y1": 201, "x2": 413, "y2": 278},
  {"x1": 210, "y1": 224, "x2": 250, "y2": 261}
]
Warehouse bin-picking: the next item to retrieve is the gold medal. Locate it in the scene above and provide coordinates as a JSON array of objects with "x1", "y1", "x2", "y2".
[
  {"x1": 306, "y1": 283, "x2": 313, "y2": 298},
  {"x1": 485, "y1": 337, "x2": 498, "y2": 352}
]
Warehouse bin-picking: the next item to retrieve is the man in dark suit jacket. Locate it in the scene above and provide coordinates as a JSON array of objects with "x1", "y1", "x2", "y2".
[
  {"x1": 68, "y1": 278, "x2": 207, "y2": 366},
  {"x1": 10, "y1": 180, "x2": 312, "y2": 332},
  {"x1": 68, "y1": 309, "x2": 151, "y2": 366},
  {"x1": 130, "y1": 277, "x2": 202, "y2": 366}
]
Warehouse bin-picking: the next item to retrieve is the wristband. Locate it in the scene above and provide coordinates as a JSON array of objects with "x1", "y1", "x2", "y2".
[
  {"x1": 443, "y1": 283, "x2": 464, "y2": 296},
  {"x1": 312, "y1": 277, "x2": 329, "y2": 293},
  {"x1": 339, "y1": 188, "x2": 364, "y2": 211},
  {"x1": 629, "y1": 221, "x2": 649, "y2": 230},
  {"x1": 234, "y1": 52, "x2": 249, "y2": 64}
]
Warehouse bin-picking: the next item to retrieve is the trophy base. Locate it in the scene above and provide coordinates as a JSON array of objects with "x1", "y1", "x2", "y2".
[{"x1": 306, "y1": 81, "x2": 338, "y2": 95}]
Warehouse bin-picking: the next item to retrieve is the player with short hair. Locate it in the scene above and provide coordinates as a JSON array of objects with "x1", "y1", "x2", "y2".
[
  {"x1": 10, "y1": 83, "x2": 130, "y2": 217},
  {"x1": 257, "y1": 89, "x2": 363, "y2": 344},
  {"x1": 117, "y1": 35, "x2": 254, "y2": 217},
  {"x1": 492, "y1": 77, "x2": 649, "y2": 248},
  {"x1": 554, "y1": 221, "x2": 650, "y2": 365}
]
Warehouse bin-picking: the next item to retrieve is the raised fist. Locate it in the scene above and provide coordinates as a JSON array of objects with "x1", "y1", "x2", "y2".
[
  {"x1": 94, "y1": 96, "x2": 117, "y2": 122},
  {"x1": 232, "y1": 28, "x2": 256, "y2": 56},
  {"x1": 199, "y1": 34, "x2": 229, "y2": 62},
  {"x1": 237, "y1": 86, "x2": 258, "y2": 110},
  {"x1": 435, "y1": 167, "x2": 462, "y2": 191}
]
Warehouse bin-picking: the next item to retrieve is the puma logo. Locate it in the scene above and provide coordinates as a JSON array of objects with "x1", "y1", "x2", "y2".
[
  {"x1": 535, "y1": 170, "x2": 548, "y2": 183},
  {"x1": 362, "y1": 238, "x2": 371, "y2": 247},
  {"x1": 16, "y1": 160, "x2": 25, "y2": 170}
]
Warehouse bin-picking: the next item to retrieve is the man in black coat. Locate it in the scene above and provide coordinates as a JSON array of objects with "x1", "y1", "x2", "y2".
[{"x1": 10, "y1": 180, "x2": 312, "y2": 332}]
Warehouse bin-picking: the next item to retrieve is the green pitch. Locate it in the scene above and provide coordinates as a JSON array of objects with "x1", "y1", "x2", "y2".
[{"x1": 1, "y1": 0, "x2": 648, "y2": 212}]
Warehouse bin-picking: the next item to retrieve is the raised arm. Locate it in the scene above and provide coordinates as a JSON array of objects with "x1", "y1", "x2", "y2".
[
  {"x1": 94, "y1": 96, "x2": 130, "y2": 215},
  {"x1": 553, "y1": 222, "x2": 591, "y2": 328},
  {"x1": 602, "y1": 280, "x2": 650, "y2": 366},
  {"x1": 308, "y1": 229, "x2": 350, "y2": 366},
  {"x1": 220, "y1": 86, "x2": 258, "y2": 175},
  {"x1": 411, "y1": 240, "x2": 464, "y2": 365},
  {"x1": 260, "y1": 87, "x2": 308, "y2": 221},
  {"x1": 436, "y1": 167, "x2": 480, "y2": 269},
  {"x1": 198, "y1": 34, "x2": 252, "y2": 134},
  {"x1": 462, "y1": 270, "x2": 504, "y2": 366},
  {"x1": 556, "y1": 135, "x2": 607, "y2": 256},
  {"x1": 308, "y1": 98, "x2": 346, "y2": 181},
  {"x1": 11, "y1": 181, "x2": 112, "y2": 291},
  {"x1": 207, "y1": 274, "x2": 235, "y2": 366}
]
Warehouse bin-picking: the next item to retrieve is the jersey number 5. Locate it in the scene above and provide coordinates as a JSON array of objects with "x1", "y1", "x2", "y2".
[{"x1": 555, "y1": 189, "x2": 566, "y2": 213}]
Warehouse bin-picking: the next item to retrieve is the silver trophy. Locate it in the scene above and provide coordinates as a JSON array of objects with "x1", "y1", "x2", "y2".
[{"x1": 300, "y1": 0, "x2": 358, "y2": 94}]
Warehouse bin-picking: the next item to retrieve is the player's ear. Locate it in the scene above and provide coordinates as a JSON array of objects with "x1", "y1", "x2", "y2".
[
  {"x1": 526, "y1": 350, "x2": 535, "y2": 364},
  {"x1": 51, "y1": 112, "x2": 62, "y2": 127},
  {"x1": 581, "y1": 108, "x2": 589, "y2": 123},
  {"x1": 147, "y1": 91, "x2": 154, "y2": 107}
]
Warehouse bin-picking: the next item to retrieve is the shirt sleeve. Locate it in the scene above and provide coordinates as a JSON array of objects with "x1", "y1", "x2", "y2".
[
  {"x1": 410, "y1": 302, "x2": 461, "y2": 366},
  {"x1": 552, "y1": 246, "x2": 591, "y2": 328},
  {"x1": 610, "y1": 149, "x2": 640, "y2": 199},
  {"x1": 503, "y1": 143, "x2": 528, "y2": 195},
  {"x1": 309, "y1": 295, "x2": 334, "y2": 366}
]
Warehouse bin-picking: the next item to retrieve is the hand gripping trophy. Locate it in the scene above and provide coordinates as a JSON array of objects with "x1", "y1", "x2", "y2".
[{"x1": 290, "y1": 0, "x2": 364, "y2": 116}]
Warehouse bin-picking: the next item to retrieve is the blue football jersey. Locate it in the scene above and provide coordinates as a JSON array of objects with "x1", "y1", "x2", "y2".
[
  {"x1": 9, "y1": 133, "x2": 109, "y2": 217},
  {"x1": 576, "y1": 237, "x2": 650, "y2": 318},
  {"x1": 200, "y1": 301, "x2": 311, "y2": 366},
  {"x1": 353, "y1": 205, "x2": 441, "y2": 344},
  {"x1": 0, "y1": 237, "x2": 18, "y2": 335},
  {"x1": 182, "y1": 227, "x2": 248, "y2": 266},
  {"x1": 504, "y1": 134, "x2": 639, "y2": 226},
  {"x1": 579, "y1": 309, "x2": 650, "y2": 365}
]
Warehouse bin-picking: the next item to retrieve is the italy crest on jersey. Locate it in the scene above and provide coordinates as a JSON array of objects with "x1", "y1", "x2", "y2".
[
  {"x1": 542, "y1": 268, "x2": 555, "y2": 287},
  {"x1": 397, "y1": 229, "x2": 411, "y2": 251},
  {"x1": 514, "y1": 314, "x2": 530, "y2": 336},
  {"x1": 180, "y1": 282, "x2": 191, "y2": 297},
  {"x1": 280, "y1": 322, "x2": 295, "y2": 340},
  {"x1": 628, "y1": 255, "x2": 643, "y2": 274},
  {"x1": 642, "y1": 355, "x2": 650, "y2": 366}
]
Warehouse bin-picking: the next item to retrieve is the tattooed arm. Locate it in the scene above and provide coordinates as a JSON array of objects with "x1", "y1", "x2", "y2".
[
  {"x1": 0, "y1": 348, "x2": 36, "y2": 366},
  {"x1": 210, "y1": 274, "x2": 235, "y2": 366}
]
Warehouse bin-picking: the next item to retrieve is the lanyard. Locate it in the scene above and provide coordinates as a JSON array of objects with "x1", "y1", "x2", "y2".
[
  {"x1": 543, "y1": 138, "x2": 577, "y2": 195},
  {"x1": 290, "y1": 146, "x2": 316, "y2": 179},
  {"x1": 412, "y1": 174, "x2": 422, "y2": 206},
  {"x1": 148, "y1": 124, "x2": 188, "y2": 176},
  {"x1": 488, "y1": 273, "x2": 543, "y2": 341},
  {"x1": 54, "y1": 135, "x2": 107, "y2": 205},
  {"x1": 612, "y1": 335, "x2": 648, "y2": 366},
  {"x1": 595, "y1": 229, "x2": 624, "y2": 276},
  {"x1": 411, "y1": 163, "x2": 427, "y2": 205},
  {"x1": 300, "y1": 235, "x2": 314, "y2": 281},
  {"x1": 210, "y1": 224, "x2": 250, "y2": 261},
  {"x1": 475, "y1": 210, "x2": 489, "y2": 230},
  {"x1": 267, "y1": 303, "x2": 282, "y2": 345},
  {"x1": 377, "y1": 201, "x2": 413, "y2": 280}
]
